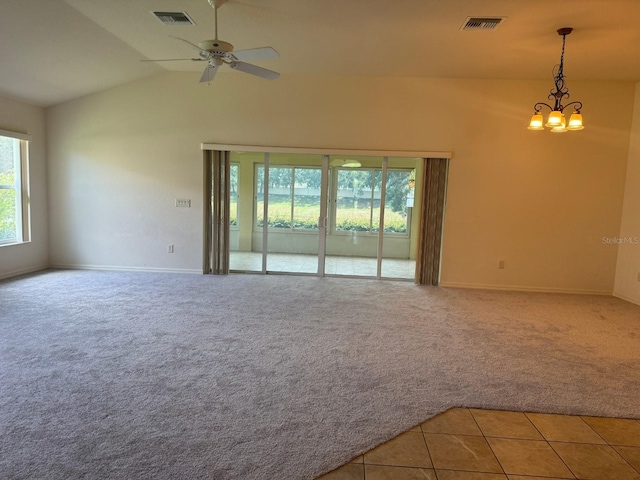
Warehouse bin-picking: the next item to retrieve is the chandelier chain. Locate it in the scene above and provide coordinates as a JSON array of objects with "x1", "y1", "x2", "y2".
[{"x1": 558, "y1": 33, "x2": 567, "y2": 79}]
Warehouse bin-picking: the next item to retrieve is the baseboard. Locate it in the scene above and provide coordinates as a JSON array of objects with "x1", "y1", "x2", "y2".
[
  {"x1": 0, "y1": 264, "x2": 50, "y2": 281},
  {"x1": 613, "y1": 292, "x2": 640, "y2": 307},
  {"x1": 49, "y1": 264, "x2": 202, "y2": 275},
  {"x1": 439, "y1": 281, "x2": 612, "y2": 296}
]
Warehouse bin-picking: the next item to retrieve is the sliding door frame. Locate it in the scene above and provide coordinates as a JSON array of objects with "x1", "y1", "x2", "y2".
[
  {"x1": 202, "y1": 144, "x2": 452, "y2": 281},
  {"x1": 317, "y1": 155, "x2": 330, "y2": 276},
  {"x1": 202, "y1": 144, "x2": 450, "y2": 160}
]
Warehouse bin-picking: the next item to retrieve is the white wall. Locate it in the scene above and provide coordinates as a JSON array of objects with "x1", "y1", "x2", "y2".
[
  {"x1": 0, "y1": 95, "x2": 48, "y2": 279},
  {"x1": 614, "y1": 82, "x2": 640, "y2": 305},
  {"x1": 46, "y1": 72, "x2": 634, "y2": 292}
]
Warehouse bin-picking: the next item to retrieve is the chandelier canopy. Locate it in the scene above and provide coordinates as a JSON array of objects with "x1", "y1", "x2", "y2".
[{"x1": 528, "y1": 28, "x2": 584, "y2": 133}]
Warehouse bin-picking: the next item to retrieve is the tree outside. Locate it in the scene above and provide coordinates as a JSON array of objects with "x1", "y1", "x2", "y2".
[{"x1": 252, "y1": 166, "x2": 413, "y2": 233}]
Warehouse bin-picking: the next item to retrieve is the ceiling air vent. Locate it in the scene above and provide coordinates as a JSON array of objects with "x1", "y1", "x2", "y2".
[
  {"x1": 151, "y1": 11, "x2": 196, "y2": 26},
  {"x1": 460, "y1": 17, "x2": 506, "y2": 31}
]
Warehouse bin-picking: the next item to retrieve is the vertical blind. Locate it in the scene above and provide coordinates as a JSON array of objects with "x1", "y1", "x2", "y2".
[
  {"x1": 203, "y1": 150, "x2": 231, "y2": 274},
  {"x1": 415, "y1": 158, "x2": 449, "y2": 285}
]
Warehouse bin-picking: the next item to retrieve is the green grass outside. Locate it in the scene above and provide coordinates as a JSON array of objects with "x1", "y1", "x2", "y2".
[{"x1": 242, "y1": 201, "x2": 407, "y2": 233}]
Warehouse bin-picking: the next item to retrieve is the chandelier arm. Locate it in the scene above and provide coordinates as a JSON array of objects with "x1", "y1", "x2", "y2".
[
  {"x1": 562, "y1": 101, "x2": 583, "y2": 112},
  {"x1": 533, "y1": 102, "x2": 554, "y2": 113}
]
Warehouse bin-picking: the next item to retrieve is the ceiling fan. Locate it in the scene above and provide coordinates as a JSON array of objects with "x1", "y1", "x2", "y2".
[{"x1": 142, "y1": 0, "x2": 280, "y2": 83}]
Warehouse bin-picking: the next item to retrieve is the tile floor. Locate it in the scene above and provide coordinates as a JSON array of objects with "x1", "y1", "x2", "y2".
[
  {"x1": 229, "y1": 252, "x2": 416, "y2": 279},
  {"x1": 317, "y1": 408, "x2": 640, "y2": 480}
]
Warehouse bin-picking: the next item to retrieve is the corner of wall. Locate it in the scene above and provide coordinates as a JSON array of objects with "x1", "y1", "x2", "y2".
[{"x1": 613, "y1": 81, "x2": 640, "y2": 306}]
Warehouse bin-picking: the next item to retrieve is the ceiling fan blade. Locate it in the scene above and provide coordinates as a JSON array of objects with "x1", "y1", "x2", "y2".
[
  {"x1": 140, "y1": 58, "x2": 205, "y2": 62},
  {"x1": 200, "y1": 64, "x2": 219, "y2": 83},
  {"x1": 229, "y1": 61, "x2": 280, "y2": 80},
  {"x1": 228, "y1": 47, "x2": 280, "y2": 62},
  {"x1": 171, "y1": 36, "x2": 204, "y2": 53}
]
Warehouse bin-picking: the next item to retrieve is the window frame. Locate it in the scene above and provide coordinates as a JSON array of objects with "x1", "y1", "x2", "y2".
[{"x1": 0, "y1": 129, "x2": 31, "y2": 247}]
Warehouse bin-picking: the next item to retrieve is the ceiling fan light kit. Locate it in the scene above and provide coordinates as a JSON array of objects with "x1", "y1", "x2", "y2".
[
  {"x1": 143, "y1": 0, "x2": 280, "y2": 84},
  {"x1": 528, "y1": 27, "x2": 584, "y2": 132}
]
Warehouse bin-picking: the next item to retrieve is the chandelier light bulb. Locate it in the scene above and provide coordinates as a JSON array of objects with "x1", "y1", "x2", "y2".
[
  {"x1": 567, "y1": 111, "x2": 584, "y2": 130},
  {"x1": 528, "y1": 112, "x2": 544, "y2": 130},
  {"x1": 546, "y1": 111, "x2": 564, "y2": 127},
  {"x1": 550, "y1": 116, "x2": 568, "y2": 133}
]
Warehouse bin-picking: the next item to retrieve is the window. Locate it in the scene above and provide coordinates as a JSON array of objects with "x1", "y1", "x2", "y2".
[
  {"x1": 256, "y1": 165, "x2": 321, "y2": 231},
  {"x1": 255, "y1": 164, "x2": 413, "y2": 236},
  {"x1": 230, "y1": 163, "x2": 239, "y2": 228},
  {"x1": 335, "y1": 168, "x2": 378, "y2": 233},
  {"x1": 0, "y1": 130, "x2": 30, "y2": 246},
  {"x1": 334, "y1": 168, "x2": 412, "y2": 235},
  {"x1": 383, "y1": 170, "x2": 413, "y2": 234}
]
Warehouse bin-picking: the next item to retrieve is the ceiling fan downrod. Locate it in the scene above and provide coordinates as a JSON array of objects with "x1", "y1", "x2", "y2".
[{"x1": 207, "y1": 0, "x2": 228, "y2": 41}]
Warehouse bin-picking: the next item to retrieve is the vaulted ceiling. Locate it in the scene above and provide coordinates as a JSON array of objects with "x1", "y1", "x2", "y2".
[{"x1": 2, "y1": 0, "x2": 640, "y2": 107}]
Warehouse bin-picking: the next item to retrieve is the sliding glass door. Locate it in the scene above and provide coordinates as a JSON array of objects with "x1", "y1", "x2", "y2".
[
  {"x1": 380, "y1": 158, "x2": 421, "y2": 279},
  {"x1": 260, "y1": 153, "x2": 326, "y2": 274},
  {"x1": 327, "y1": 158, "x2": 382, "y2": 277},
  {"x1": 211, "y1": 148, "x2": 436, "y2": 281},
  {"x1": 228, "y1": 152, "x2": 328, "y2": 274},
  {"x1": 325, "y1": 156, "x2": 420, "y2": 279}
]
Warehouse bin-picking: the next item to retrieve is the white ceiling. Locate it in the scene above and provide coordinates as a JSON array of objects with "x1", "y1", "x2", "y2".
[{"x1": 2, "y1": 0, "x2": 640, "y2": 107}]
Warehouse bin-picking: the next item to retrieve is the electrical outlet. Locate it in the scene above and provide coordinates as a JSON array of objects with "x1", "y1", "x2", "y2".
[
  {"x1": 175, "y1": 199, "x2": 191, "y2": 208},
  {"x1": 498, "y1": 260, "x2": 505, "y2": 269},
  {"x1": 167, "y1": 244, "x2": 174, "y2": 253}
]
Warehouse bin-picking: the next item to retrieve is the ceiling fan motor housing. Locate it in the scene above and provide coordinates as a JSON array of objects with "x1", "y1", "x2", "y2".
[{"x1": 198, "y1": 39, "x2": 233, "y2": 54}]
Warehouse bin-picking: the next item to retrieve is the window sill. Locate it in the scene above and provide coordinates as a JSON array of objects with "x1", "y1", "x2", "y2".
[{"x1": 0, "y1": 240, "x2": 30, "y2": 248}]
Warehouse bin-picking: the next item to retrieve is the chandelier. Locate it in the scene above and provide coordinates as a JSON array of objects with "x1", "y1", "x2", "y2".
[{"x1": 528, "y1": 28, "x2": 584, "y2": 132}]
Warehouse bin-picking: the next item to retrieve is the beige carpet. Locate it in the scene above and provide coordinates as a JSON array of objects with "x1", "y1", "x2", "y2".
[{"x1": 0, "y1": 269, "x2": 639, "y2": 479}]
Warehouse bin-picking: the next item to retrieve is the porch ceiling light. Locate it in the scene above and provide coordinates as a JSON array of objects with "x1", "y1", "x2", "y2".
[{"x1": 330, "y1": 159, "x2": 361, "y2": 168}]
